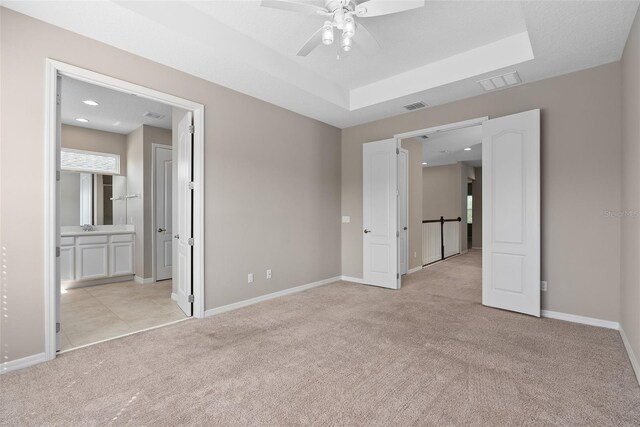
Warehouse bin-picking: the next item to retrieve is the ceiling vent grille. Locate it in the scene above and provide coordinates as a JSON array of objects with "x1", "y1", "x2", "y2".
[
  {"x1": 477, "y1": 71, "x2": 521, "y2": 92},
  {"x1": 419, "y1": 135, "x2": 429, "y2": 139},
  {"x1": 403, "y1": 101, "x2": 427, "y2": 111},
  {"x1": 143, "y1": 111, "x2": 165, "y2": 120}
]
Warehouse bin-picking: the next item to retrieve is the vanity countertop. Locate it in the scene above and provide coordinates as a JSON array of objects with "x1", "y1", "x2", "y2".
[{"x1": 61, "y1": 225, "x2": 135, "y2": 237}]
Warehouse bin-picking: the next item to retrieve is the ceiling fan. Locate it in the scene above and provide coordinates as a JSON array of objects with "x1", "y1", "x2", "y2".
[{"x1": 260, "y1": 0, "x2": 425, "y2": 56}]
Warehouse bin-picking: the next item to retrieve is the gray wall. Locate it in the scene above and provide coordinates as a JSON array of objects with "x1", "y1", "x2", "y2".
[
  {"x1": 0, "y1": 8, "x2": 341, "y2": 362},
  {"x1": 422, "y1": 164, "x2": 461, "y2": 222},
  {"x1": 59, "y1": 172, "x2": 80, "y2": 226},
  {"x1": 126, "y1": 126, "x2": 145, "y2": 279},
  {"x1": 621, "y1": 10, "x2": 640, "y2": 380},
  {"x1": 471, "y1": 168, "x2": 482, "y2": 248},
  {"x1": 341, "y1": 62, "x2": 622, "y2": 322},
  {"x1": 400, "y1": 139, "x2": 423, "y2": 271},
  {"x1": 61, "y1": 124, "x2": 127, "y2": 175}
]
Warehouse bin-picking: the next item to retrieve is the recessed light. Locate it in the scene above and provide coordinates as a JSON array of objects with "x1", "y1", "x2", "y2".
[
  {"x1": 422, "y1": 162, "x2": 427, "y2": 165},
  {"x1": 75, "y1": 118, "x2": 89, "y2": 123},
  {"x1": 464, "y1": 147, "x2": 471, "y2": 151},
  {"x1": 82, "y1": 99, "x2": 99, "y2": 106}
]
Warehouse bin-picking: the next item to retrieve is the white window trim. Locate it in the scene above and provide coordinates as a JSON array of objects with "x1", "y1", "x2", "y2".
[{"x1": 60, "y1": 147, "x2": 121, "y2": 175}]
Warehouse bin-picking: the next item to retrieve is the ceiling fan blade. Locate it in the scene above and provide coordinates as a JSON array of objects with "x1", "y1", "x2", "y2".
[
  {"x1": 355, "y1": 0, "x2": 425, "y2": 18},
  {"x1": 261, "y1": 0, "x2": 329, "y2": 15},
  {"x1": 296, "y1": 27, "x2": 324, "y2": 56},
  {"x1": 354, "y1": 22, "x2": 380, "y2": 55}
]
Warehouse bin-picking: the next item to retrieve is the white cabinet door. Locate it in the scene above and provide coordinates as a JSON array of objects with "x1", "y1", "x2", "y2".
[
  {"x1": 60, "y1": 246, "x2": 75, "y2": 282},
  {"x1": 110, "y1": 242, "x2": 134, "y2": 276},
  {"x1": 76, "y1": 244, "x2": 109, "y2": 280}
]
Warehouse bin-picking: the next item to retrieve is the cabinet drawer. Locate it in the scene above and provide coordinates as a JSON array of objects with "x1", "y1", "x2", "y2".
[
  {"x1": 60, "y1": 236, "x2": 75, "y2": 246},
  {"x1": 110, "y1": 234, "x2": 133, "y2": 243},
  {"x1": 77, "y1": 235, "x2": 108, "y2": 245}
]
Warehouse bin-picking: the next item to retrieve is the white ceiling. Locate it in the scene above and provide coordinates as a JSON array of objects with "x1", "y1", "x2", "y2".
[
  {"x1": 413, "y1": 125, "x2": 482, "y2": 168},
  {"x1": 4, "y1": 1, "x2": 639, "y2": 128},
  {"x1": 61, "y1": 76, "x2": 172, "y2": 134}
]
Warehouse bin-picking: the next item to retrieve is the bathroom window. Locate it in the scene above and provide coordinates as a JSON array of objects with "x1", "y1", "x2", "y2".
[{"x1": 61, "y1": 148, "x2": 120, "y2": 175}]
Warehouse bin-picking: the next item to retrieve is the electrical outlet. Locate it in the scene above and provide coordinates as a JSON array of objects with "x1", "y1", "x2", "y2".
[
  {"x1": 414, "y1": 252, "x2": 417, "y2": 258},
  {"x1": 248, "y1": 273, "x2": 254, "y2": 284},
  {"x1": 540, "y1": 281, "x2": 547, "y2": 292},
  {"x1": 266, "y1": 269, "x2": 272, "y2": 279}
]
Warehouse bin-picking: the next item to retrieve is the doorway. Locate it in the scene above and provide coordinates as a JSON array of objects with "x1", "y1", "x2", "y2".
[
  {"x1": 43, "y1": 60, "x2": 205, "y2": 360},
  {"x1": 361, "y1": 112, "x2": 541, "y2": 317}
]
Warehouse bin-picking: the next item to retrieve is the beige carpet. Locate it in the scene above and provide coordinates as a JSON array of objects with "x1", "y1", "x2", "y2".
[{"x1": 2, "y1": 250, "x2": 639, "y2": 426}]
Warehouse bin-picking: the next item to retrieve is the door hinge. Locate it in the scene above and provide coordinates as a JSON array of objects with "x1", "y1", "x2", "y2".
[
  {"x1": 188, "y1": 182, "x2": 194, "y2": 190},
  {"x1": 188, "y1": 237, "x2": 194, "y2": 246},
  {"x1": 397, "y1": 273, "x2": 400, "y2": 279},
  {"x1": 396, "y1": 231, "x2": 399, "y2": 238},
  {"x1": 56, "y1": 322, "x2": 61, "y2": 333},
  {"x1": 188, "y1": 294, "x2": 194, "y2": 303},
  {"x1": 56, "y1": 94, "x2": 61, "y2": 106},
  {"x1": 56, "y1": 170, "x2": 61, "y2": 182},
  {"x1": 56, "y1": 247, "x2": 60, "y2": 257},
  {"x1": 188, "y1": 125, "x2": 195, "y2": 134},
  {"x1": 396, "y1": 148, "x2": 399, "y2": 154}
]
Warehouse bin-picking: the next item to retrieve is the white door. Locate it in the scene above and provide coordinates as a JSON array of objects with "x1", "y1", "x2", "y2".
[
  {"x1": 363, "y1": 139, "x2": 399, "y2": 289},
  {"x1": 175, "y1": 112, "x2": 193, "y2": 316},
  {"x1": 398, "y1": 149, "x2": 408, "y2": 275},
  {"x1": 155, "y1": 146, "x2": 173, "y2": 281},
  {"x1": 55, "y1": 75, "x2": 62, "y2": 351},
  {"x1": 482, "y1": 109, "x2": 540, "y2": 317}
]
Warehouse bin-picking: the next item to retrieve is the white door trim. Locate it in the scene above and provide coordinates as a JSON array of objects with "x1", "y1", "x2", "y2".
[
  {"x1": 394, "y1": 116, "x2": 489, "y2": 141},
  {"x1": 44, "y1": 59, "x2": 205, "y2": 362},
  {"x1": 151, "y1": 143, "x2": 173, "y2": 283}
]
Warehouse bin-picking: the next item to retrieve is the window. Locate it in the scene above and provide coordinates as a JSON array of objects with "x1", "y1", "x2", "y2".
[
  {"x1": 467, "y1": 195, "x2": 473, "y2": 224},
  {"x1": 61, "y1": 148, "x2": 120, "y2": 175}
]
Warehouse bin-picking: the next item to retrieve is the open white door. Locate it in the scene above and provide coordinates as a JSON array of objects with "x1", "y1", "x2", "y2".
[
  {"x1": 175, "y1": 112, "x2": 193, "y2": 316},
  {"x1": 155, "y1": 146, "x2": 173, "y2": 281},
  {"x1": 363, "y1": 139, "x2": 399, "y2": 289},
  {"x1": 482, "y1": 109, "x2": 540, "y2": 316},
  {"x1": 55, "y1": 75, "x2": 62, "y2": 351},
  {"x1": 398, "y1": 149, "x2": 408, "y2": 275}
]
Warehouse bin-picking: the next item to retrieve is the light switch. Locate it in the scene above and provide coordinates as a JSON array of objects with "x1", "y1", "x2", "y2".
[{"x1": 342, "y1": 216, "x2": 351, "y2": 224}]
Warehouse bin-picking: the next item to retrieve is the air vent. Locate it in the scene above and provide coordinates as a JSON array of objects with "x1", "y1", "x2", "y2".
[
  {"x1": 403, "y1": 101, "x2": 427, "y2": 111},
  {"x1": 477, "y1": 71, "x2": 521, "y2": 92},
  {"x1": 143, "y1": 111, "x2": 165, "y2": 120},
  {"x1": 419, "y1": 135, "x2": 429, "y2": 140}
]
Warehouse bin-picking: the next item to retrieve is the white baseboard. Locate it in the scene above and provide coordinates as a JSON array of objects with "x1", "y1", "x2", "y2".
[
  {"x1": 171, "y1": 292, "x2": 177, "y2": 301},
  {"x1": 63, "y1": 275, "x2": 133, "y2": 289},
  {"x1": 0, "y1": 352, "x2": 47, "y2": 374},
  {"x1": 541, "y1": 310, "x2": 620, "y2": 330},
  {"x1": 340, "y1": 275, "x2": 365, "y2": 284},
  {"x1": 620, "y1": 326, "x2": 640, "y2": 385},
  {"x1": 134, "y1": 276, "x2": 155, "y2": 284},
  {"x1": 205, "y1": 276, "x2": 341, "y2": 317},
  {"x1": 407, "y1": 266, "x2": 423, "y2": 274}
]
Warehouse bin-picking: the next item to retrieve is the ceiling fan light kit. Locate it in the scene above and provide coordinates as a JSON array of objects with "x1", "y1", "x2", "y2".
[{"x1": 261, "y1": 0, "x2": 425, "y2": 56}]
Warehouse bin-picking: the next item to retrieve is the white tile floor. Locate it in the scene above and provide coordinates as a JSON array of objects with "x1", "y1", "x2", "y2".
[{"x1": 60, "y1": 279, "x2": 187, "y2": 351}]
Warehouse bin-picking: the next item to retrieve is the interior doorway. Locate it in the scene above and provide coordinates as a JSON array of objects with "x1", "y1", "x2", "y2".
[
  {"x1": 361, "y1": 112, "x2": 541, "y2": 317},
  {"x1": 44, "y1": 60, "x2": 205, "y2": 360}
]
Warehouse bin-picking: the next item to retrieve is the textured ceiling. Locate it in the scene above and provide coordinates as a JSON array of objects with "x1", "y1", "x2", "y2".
[
  {"x1": 5, "y1": 1, "x2": 639, "y2": 128},
  {"x1": 61, "y1": 76, "x2": 172, "y2": 134}
]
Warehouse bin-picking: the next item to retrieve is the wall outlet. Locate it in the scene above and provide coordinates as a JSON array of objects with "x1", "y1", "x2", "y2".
[
  {"x1": 414, "y1": 252, "x2": 417, "y2": 258},
  {"x1": 266, "y1": 269, "x2": 272, "y2": 279},
  {"x1": 540, "y1": 281, "x2": 547, "y2": 292},
  {"x1": 248, "y1": 273, "x2": 254, "y2": 284},
  {"x1": 342, "y1": 216, "x2": 351, "y2": 224}
]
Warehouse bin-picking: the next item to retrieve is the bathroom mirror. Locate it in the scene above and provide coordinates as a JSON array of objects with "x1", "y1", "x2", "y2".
[{"x1": 60, "y1": 171, "x2": 127, "y2": 226}]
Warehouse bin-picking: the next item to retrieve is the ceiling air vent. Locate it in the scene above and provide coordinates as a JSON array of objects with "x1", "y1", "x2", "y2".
[
  {"x1": 403, "y1": 101, "x2": 427, "y2": 111},
  {"x1": 143, "y1": 111, "x2": 165, "y2": 120},
  {"x1": 419, "y1": 135, "x2": 429, "y2": 140},
  {"x1": 477, "y1": 71, "x2": 521, "y2": 92}
]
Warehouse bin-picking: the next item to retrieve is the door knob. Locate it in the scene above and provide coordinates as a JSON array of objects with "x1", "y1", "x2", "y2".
[
  {"x1": 403, "y1": 227, "x2": 408, "y2": 230},
  {"x1": 364, "y1": 229, "x2": 371, "y2": 234},
  {"x1": 174, "y1": 234, "x2": 180, "y2": 239},
  {"x1": 158, "y1": 228, "x2": 166, "y2": 232}
]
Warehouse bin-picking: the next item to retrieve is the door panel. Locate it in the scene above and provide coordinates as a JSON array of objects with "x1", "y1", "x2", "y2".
[
  {"x1": 155, "y1": 146, "x2": 173, "y2": 280},
  {"x1": 398, "y1": 149, "x2": 408, "y2": 275},
  {"x1": 482, "y1": 109, "x2": 540, "y2": 316},
  {"x1": 363, "y1": 139, "x2": 399, "y2": 289},
  {"x1": 175, "y1": 112, "x2": 193, "y2": 316}
]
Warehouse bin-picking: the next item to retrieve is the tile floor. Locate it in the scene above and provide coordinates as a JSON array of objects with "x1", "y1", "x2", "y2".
[{"x1": 60, "y1": 279, "x2": 187, "y2": 351}]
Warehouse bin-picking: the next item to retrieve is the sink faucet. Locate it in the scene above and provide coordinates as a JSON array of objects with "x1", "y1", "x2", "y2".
[{"x1": 81, "y1": 224, "x2": 95, "y2": 232}]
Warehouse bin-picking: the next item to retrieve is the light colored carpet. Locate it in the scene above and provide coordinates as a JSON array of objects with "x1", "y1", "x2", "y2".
[{"x1": 2, "y1": 250, "x2": 639, "y2": 425}]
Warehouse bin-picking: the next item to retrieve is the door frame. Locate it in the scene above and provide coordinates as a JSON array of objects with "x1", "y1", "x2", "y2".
[
  {"x1": 151, "y1": 143, "x2": 173, "y2": 283},
  {"x1": 43, "y1": 59, "x2": 205, "y2": 361},
  {"x1": 392, "y1": 117, "x2": 488, "y2": 279},
  {"x1": 398, "y1": 148, "x2": 409, "y2": 275}
]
